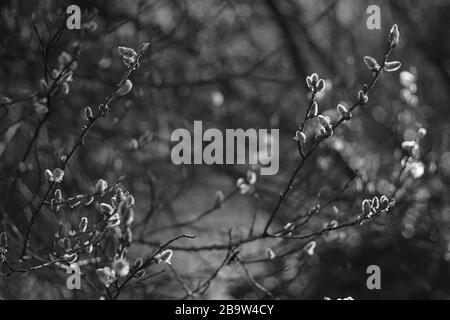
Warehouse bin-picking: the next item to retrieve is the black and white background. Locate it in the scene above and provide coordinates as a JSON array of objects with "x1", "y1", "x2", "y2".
[{"x1": 0, "y1": 0, "x2": 449, "y2": 305}]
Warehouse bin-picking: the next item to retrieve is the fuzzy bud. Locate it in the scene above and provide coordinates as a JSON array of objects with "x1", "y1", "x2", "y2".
[
  {"x1": 317, "y1": 115, "x2": 330, "y2": 127},
  {"x1": 384, "y1": 61, "x2": 401, "y2": 72},
  {"x1": 53, "y1": 168, "x2": 64, "y2": 183},
  {"x1": 117, "y1": 79, "x2": 133, "y2": 96},
  {"x1": 363, "y1": 56, "x2": 380, "y2": 72},
  {"x1": 54, "y1": 189, "x2": 62, "y2": 201},
  {"x1": 372, "y1": 196, "x2": 380, "y2": 209},
  {"x1": 310, "y1": 73, "x2": 319, "y2": 86},
  {"x1": 45, "y1": 169, "x2": 54, "y2": 182},
  {"x1": 134, "y1": 269, "x2": 146, "y2": 279},
  {"x1": 95, "y1": 179, "x2": 108, "y2": 194},
  {"x1": 100, "y1": 203, "x2": 114, "y2": 216},
  {"x1": 389, "y1": 24, "x2": 400, "y2": 48},
  {"x1": 308, "y1": 102, "x2": 318, "y2": 118},
  {"x1": 316, "y1": 79, "x2": 326, "y2": 92},
  {"x1": 294, "y1": 131, "x2": 306, "y2": 143},
  {"x1": 134, "y1": 257, "x2": 144, "y2": 269},
  {"x1": 418, "y1": 128, "x2": 427, "y2": 138},
  {"x1": 266, "y1": 248, "x2": 276, "y2": 260},
  {"x1": 306, "y1": 76, "x2": 313, "y2": 89},
  {"x1": 82, "y1": 196, "x2": 94, "y2": 206},
  {"x1": 362, "y1": 199, "x2": 372, "y2": 216},
  {"x1": 336, "y1": 104, "x2": 348, "y2": 116},
  {"x1": 380, "y1": 195, "x2": 390, "y2": 209},
  {"x1": 122, "y1": 55, "x2": 135, "y2": 67},
  {"x1": 357, "y1": 90, "x2": 368, "y2": 104},
  {"x1": 79, "y1": 217, "x2": 88, "y2": 233},
  {"x1": 84, "y1": 106, "x2": 93, "y2": 121},
  {"x1": 118, "y1": 46, "x2": 137, "y2": 58},
  {"x1": 155, "y1": 249, "x2": 173, "y2": 265},
  {"x1": 107, "y1": 213, "x2": 121, "y2": 228},
  {"x1": 125, "y1": 195, "x2": 135, "y2": 207},
  {"x1": 63, "y1": 253, "x2": 78, "y2": 264}
]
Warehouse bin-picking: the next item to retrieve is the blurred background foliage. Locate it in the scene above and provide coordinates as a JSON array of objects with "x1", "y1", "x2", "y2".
[{"x1": 0, "y1": 0, "x2": 449, "y2": 299}]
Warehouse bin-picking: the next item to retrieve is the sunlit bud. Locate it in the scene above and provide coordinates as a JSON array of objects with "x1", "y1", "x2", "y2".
[
  {"x1": 54, "y1": 189, "x2": 62, "y2": 201},
  {"x1": 155, "y1": 249, "x2": 173, "y2": 265},
  {"x1": 317, "y1": 115, "x2": 330, "y2": 127},
  {"x1": 98, "y1": 104, "x2": 109, "y2": 115},
  {"x1": 96, "y1": 267, "x2": 116, "y2": 288},
  {"x1": 53, "y1": 168, "x2": 64, "y2": 183},
  {"x1": 316, "y1": 79, "x2": 326, "y2": 92},
  {"x1": 336, "y1": 104, "x2": 348, "y2": 116},
  {"x1": 329, "y1": 220, "x2": 338, "y2": 228},
  {"x1": 100, "y1": 203, "x2": 114, "y2": 216},
  {"x1": 125, "y1": 195, "x2": 135, "y2": 207},
  {"x1": 372, "y1": 196, "x2": 380, "y2": 209},
  {"x1": 86, "y1": 244, "x2": 93, "y2": 253},
  {"x1": 310, "y1": 73, "x2": 319, "y2": 86},
  {"x1": 112, "y1": 257, "x2": 130, "y2": 277},
  {"x1": 45, "y1": 169, "x2": 54, "y2": 182},
  {"x1": 384, "y1": 61, "x2": 401, "y2": 72},
  {"x1": 362, "y1": 199, "x2": 372, "y2": 216},
  {"x1": 389, "y1": 24, "x2": 400, "y2": 48},
  {"x1": 308, "y1": 102, "x2": 318, "y2": 118},
  {"x1": 125, "y1": 228, "x2": 133, "y2": 243},
  {"x1": 118, "y1": 46, "x2": 137, "y2": 58},
  {"x1": 266, "y1": 248, "x2": 276, "y2": 260},
  {"x1": 122, "y1": 55, "x2": 135, "y2": 67},
  {"x1": 95, "y1": 179, "x2": 108, "y2": 193},
  {"x1": 401, "y1": 140, "x2": 418, "y2": 155},
  {"x1": 380, "y1": 195, "x2": 389, "y2": 209},
  {"x1": 61, "y1": 82, "x2": 69, "y2": 94},
  {"x1": 294, "y1": 131, "x2": 306, "y2": 143},
  {"x1": 117, "y1": 79, "x2": 133, "y2": 96},
  {"x1": 418, "y1": 128, "x2": 427, "y2": 138},
  {"x1": 134, "y1": 269, "x2": 146, "y2": 279},
  {"x1": 306, "y1": 76, "x2": 313, "y2": 89},
  {"x1": 82, "y1": 196, "x2": 94, "y2": 206},
  {"x1": 60, "y1": 71, "x2": 73, "y2": 83},
  {"x1": 357, "y1": 90, "x2": 368, "y2": 104},
  {"x1": 107, "y1": 213, "x2": 121, "y2": 227},
  {"x1": 134, "y1": 257, "x2": 144, "y2": 270},
  {"x1": 63, "y1": 253, "x2": 78, "y2": 264},
  {"x1": 304, "y1": 241, "x2": 316, "y2": 256},
  {"x1": 363, "y1": 56, "x2": 380, "y2": 72},
  {"x1": 125, "y1": 208, "x2": 134, "y2": 226},
  {"x1": 111, "y1": 197, "x2": 118, "y2": 209},
  {"x1": 79, "y1": 217, "x2": 88, "y2": 233},
  {"x1": 84, "y1": 106, "x2": 93, "y2": 121}
]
